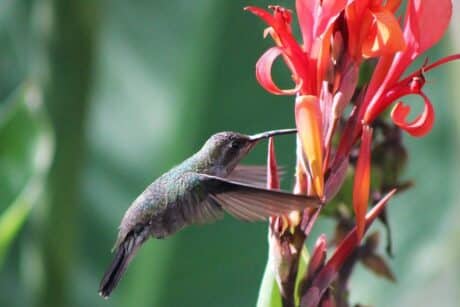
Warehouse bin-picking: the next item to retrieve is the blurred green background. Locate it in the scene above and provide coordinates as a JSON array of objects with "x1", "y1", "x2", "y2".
[{"x1": 0, "y1": 0, "x2": 459, "y2": 306}]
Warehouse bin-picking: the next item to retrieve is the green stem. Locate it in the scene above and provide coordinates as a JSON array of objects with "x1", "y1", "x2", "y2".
[{"x1": 39, "y1": 1, "x2": 99, "y2": 306}]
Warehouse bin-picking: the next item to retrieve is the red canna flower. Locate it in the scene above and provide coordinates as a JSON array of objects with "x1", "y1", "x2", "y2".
[
  {"x1": 333, "y1": 0, "x2": 459, "y2": 169},
  {"x1": 248, "y1": 1, "x2": 459, "y2": 303},
  {"x1": 361, "y1": 0, "x2": 454, "y2": 131},
  {"x1": 249, "y1": 0, "x2": 459, "y2": 215}
]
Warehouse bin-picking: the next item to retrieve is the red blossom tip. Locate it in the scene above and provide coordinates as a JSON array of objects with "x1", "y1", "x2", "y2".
[
  {"x1": 303, "y1": 189, "x2": 397, "y2": 306},
  {"x1": 267, "y1": 137, "x2": 280, "y2": 190},
  {"x1": 352, "y1": 125, "x2": 373, "y2": 242},
  {"x1": 307, "y1": 234, "x2": 328, "y2": 281}
]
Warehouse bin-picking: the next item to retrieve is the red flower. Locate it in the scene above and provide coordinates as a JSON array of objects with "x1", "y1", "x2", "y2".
[
  {"x1": 245, "y1": 1, "x2": 348, "y2": 96},
  {"x1": 333, "y1": 0, "x2": 458, "y2": 169},
  {"x1": 345, "y1": 0, "x2": 406, "y2": 60},
  {"x1": 361, "y1": 0, "x2": 455, "y2": 134},
  {"x1": 247, "y1": 1, "x2": 459, "y2": 305}
]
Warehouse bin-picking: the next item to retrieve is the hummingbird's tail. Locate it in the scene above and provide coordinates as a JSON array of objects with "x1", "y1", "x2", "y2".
[{"x1": 99, "y1": 231, "x2": 145, "y2": 298}]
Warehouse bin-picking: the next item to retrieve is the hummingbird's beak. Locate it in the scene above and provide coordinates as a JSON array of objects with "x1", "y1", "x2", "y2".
[{"x1": 248, "y1": 128, "x2": 297, "y2": 142}]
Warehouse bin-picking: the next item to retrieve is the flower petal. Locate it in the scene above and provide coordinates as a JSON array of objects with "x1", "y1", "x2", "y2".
[
  {"x1": 296, "y1": 0, "x2": 348, "y2": 50},
  {"x1": 307, "y1": 234, "x2": 328, "y2": 280},
  {"x1": 245, "y1": 6, "x2": 277, "y2": 27},
  {"x1": 405, "y1": 0, "x2": 452, "y2": 55},
  {"x1": 391, "y1": 92, "x2": 434, "y2": 137},
  {"x1": 267, "y1": 137, "x2": 280, "y2": 189},
  {"x1": 295, "y1": 95, "x2": 324, "y2": 197},
  {"x1": 345, "y1": 0, "x2": 372, "y2": 60},
  {"x1": 384, "y1": 0, "x2": 402, "y2": 12},
  {"x1": 362, "y1": 10, "x2": 406, "y2": 58},
  {"x1": 255, "y1": 47, "x2": 301, "y2": 95},
  {"x1": 302, "y1": 189, "x2": 397, "y2": 307},
  {"x1": 353, "y1": 125, "x2": 373, "y2": 242},
  {"x1": 295, "y1": 0, "x2": 314, "y2": 49},
  {"x1": 325, "y1": 158, "x2": 349, "y2": 202}
]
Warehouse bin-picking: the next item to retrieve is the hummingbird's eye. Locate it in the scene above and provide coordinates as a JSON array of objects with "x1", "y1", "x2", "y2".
[{"x1": 230, "y1": 140, "x2": 244, "y2": 149}]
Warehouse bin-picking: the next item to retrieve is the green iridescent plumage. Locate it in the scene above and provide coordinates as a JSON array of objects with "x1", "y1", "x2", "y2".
[{"x1": 99, "y1": 129, "x2": 320, "y2": 298}]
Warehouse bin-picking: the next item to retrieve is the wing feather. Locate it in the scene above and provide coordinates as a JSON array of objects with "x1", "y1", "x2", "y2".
[
  {"x1": 200, "y1": 174, "x2": 320, "y2": 222},
  {"x1": 227, "y1": 165, "x2": 284, "y2": 187}
]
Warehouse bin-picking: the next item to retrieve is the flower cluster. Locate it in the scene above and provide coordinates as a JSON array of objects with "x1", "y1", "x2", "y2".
[
  {"x1": 247, "y1": 0, "x2": 458, "y2": 239},
  {"x1": 247, "y1": 0, "x2": 459, "y2": 305}
]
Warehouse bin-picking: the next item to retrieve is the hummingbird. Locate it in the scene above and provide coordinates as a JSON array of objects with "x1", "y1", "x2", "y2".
[{"x1": 99, "y1": 128, "x2": 320, "y2": 298}]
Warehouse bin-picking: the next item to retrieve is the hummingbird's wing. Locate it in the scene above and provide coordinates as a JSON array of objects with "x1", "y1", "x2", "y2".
[
  {"x1": 226, "y1": 165, "x2": 284, "y2": 188},
  {"x1": 198, "y1": 174, "x2": 321, "y2": 222}
]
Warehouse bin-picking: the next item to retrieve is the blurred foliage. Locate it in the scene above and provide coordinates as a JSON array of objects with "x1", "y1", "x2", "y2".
[
  {"x1": 0, "y1": 85, "x2": 53, "y2": 266},
  {"x1": 0, "y1": 0, "x2": 459, "y2": 307}
]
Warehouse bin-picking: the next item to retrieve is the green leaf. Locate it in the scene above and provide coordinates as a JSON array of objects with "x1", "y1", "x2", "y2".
[
  {"x1": 256, "y1": 252, "x2": 283, "y2": 307},
  {"x1": 0, "y1": 83, "x2": 54, "y2": 266},
  {"x1": 294, "y1": 247, "x2": 309, "y2": 305},
  {"x1": 257, "y1": 245, "x2": 310, "y2": 307}
]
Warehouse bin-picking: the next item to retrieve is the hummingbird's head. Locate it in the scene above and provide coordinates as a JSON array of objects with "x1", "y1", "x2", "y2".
[{"x1": 203, "y1": 129, "x2": 297, "y2": 175}]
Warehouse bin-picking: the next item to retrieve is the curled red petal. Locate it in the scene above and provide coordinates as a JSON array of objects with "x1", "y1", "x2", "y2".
[
  {"x1": 352, "y1": 125, "x2": 373, "y2": 242},
  {"x1": 256, "y1": 47, "x2": 301, "y2": 95},
  {"x1": 391, "y1": 92, "x2": 434, "y2": 137}
]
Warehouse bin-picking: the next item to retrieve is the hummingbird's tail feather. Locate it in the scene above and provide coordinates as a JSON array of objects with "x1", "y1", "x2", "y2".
[{"x1": 99, "y1": 232, "x2": 144, "y2": 298}]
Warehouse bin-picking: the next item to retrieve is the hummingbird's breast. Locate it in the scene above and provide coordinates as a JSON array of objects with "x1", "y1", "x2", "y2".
[
  {"x1": 116, "y1": 151, "x2": 226, "y2": 244},
  {"x1": 118, "y1": 165, "x2": 208, "y2": 242}
]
